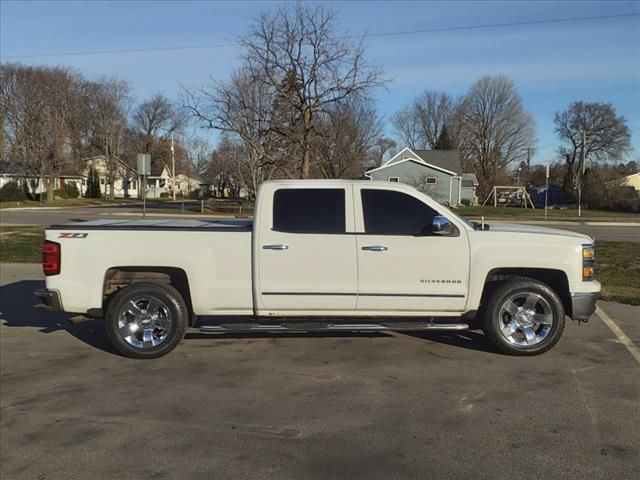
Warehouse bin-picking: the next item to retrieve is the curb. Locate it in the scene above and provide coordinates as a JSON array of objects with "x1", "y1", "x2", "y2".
[{"x1": 102, "y1": 212, "x2": 249, "y2": 219}]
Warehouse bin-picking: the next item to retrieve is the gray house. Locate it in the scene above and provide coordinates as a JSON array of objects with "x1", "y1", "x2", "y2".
[{"x1": 365, "y1": 147, "x2": 478, "y2": 205}]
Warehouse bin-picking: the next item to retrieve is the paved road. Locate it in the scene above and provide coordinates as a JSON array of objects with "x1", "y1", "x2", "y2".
[
  {"x1": 0, "y1": 203, "x2": 202, "y2": 226},
  {"x1": 2, "y1": 206, "x2": 639, "y2": 241},
  {"x1": 1, "y1": 264, "x2": 639, "y2": 480},
  {"x1": 518, "y1": 222, "x2": 640, "y2": 242}
]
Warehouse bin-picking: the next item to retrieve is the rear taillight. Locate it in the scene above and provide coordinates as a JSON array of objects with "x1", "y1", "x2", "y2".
[{"x1": 42, "y1": 240, "x2": 61, "y2": 276}]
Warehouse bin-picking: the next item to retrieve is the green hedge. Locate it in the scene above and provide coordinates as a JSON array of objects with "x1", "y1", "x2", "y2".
[{"x1": 0, "y1": 182, "x2": 27, "y2": 201}]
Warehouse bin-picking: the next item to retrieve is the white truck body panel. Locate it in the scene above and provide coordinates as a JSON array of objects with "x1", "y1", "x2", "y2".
[
  {"x1": 44, "y1": 180, "x2": 601, "y2": 319},
  {"x1": 45, "y1": 221, "x2": 254, "y2": 315}
]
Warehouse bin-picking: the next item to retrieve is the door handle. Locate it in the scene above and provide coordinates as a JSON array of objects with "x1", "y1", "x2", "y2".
[
  {"x1": 262, "y1": 244, "x2": 289, "y2": 250},
  {"x1": 361, "y1": 245, "x2": 388, "y2": 252}
]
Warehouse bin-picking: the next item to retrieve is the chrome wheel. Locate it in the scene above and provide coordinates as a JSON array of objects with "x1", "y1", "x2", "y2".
[
  {"x1": 498, "y1": 292, "x2": 554, "y2": 347},
  {"x1": 117, "y1": 296, "x2": 173, "y2": 349}
]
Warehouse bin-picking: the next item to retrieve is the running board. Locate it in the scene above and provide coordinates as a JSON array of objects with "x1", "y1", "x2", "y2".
[{"x1": 198, "y1": 322, "x2": 469, "y2": 334}]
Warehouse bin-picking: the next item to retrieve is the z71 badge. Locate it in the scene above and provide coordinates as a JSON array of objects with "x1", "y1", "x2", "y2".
[{"x1": 58, "y1": 233, "x2": 88, "y2": 238}]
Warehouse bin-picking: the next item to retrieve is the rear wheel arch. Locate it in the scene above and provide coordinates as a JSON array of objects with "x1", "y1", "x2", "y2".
[{"x1": 101, "y1": 266, "x2": 196, "y2": 326}]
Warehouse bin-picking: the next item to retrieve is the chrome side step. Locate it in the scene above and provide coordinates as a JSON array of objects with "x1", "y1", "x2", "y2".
[{"x1": 198, "y1": 322, "x2": 469, "y2": 334}]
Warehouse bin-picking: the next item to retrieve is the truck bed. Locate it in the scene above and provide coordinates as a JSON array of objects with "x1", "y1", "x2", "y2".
[{"x1": 49, "y1": 218, "x2": 253, "y2": 231}]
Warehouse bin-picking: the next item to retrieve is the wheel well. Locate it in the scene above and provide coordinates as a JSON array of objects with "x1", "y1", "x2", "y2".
[
  {"x1": 102, "y1": 267, "x2": 195, "y2": 325},
  {"x1": 480, "y1": 268, "x2": 572, "y2": 317}
]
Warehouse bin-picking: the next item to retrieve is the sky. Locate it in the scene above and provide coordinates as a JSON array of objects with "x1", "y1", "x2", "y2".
[{"x1": 1, "y1": 0, "x2": 639, "y2": 165}]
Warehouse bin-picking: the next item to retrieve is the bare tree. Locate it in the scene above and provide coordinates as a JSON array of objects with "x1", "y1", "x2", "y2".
[
  {"x1": 185, "y1": 4, "x2": 385, "y2": 184},
  {"x1": 392, "y1": 90, "x2": 458, "y2": 150},
  {"x1": 391, "y1": 104, "x2": 424, "y2": 151},
  {"x1": 185, "y1": 136, "x2": 213, "y2": 178},
  {"x1": 314, "y1": 98, "x2": 385, "y2": 178},
  {"x1": 184, "y1": 69, "x2": 279, "y2": 192},
  {"x1": 207, "y1": 135, "x2": 245, "y2": 198},
  {"x1": 554, "y1": 101, "x2": 631, "y2": 194},
  {"x1": 86, "y1": 77, "x2": 132, "y2": 199},
  {"x1": 132, "y1": 93, "x2": 187, "y2": 158},
  {"x1": 1, "y1": 64, "x2": 88, "y2": 201},
  {"x1": 370, "y1": 137, "x2": 397, "y2": 168},
  {"x1": 239, "y1": 3, "x2": 385, "y2": 178},
  {"x1": 457, "y1": 75, "x2": 535, "y2": 196}
]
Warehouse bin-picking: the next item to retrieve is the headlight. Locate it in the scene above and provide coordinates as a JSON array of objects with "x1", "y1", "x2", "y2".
[
  {"x1": 582, "y1": 245, "x2": 595, "y2": 281},
  {"x1": 582, "y1": 247, "x2": 595, "y2": 261}
]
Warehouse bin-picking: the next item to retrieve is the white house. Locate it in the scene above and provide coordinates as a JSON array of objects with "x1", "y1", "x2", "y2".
[
  {"x1": 607, "y1": 172, "x2": 640, "y2": 191},
  {"x1": 2, "y1": 156, "x2": 224, "y2": 200},
  {"x1": 0, "y1": 160, "x2": 83, "y2": 196},
  {"x1": 83, "y1": 156, "x2": 203, "y2": 199},
  {"x1": 82, "y1": 155, "x2": 141, "y2": 198}
]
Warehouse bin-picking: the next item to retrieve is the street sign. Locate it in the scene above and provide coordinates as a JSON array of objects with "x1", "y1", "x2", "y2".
[{"x1": 137, "y1": 154, "x2": 151, "y2": 176}]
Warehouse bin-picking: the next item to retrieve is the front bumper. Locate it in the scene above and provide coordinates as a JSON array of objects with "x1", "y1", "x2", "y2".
[
  {"x1": 571, "y1": 292, "x2": 599, "y2": 320},
  {"x1": 34, "y1": 289, "x2": 63, "y2": 313}
]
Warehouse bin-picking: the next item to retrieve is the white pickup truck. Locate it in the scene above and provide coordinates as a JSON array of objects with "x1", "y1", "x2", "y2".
[{"x1": 35, "y1": 180, "x2": 600, "y2": 359}]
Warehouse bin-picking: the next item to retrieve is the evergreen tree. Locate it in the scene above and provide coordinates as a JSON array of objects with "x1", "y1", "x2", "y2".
[
  {"x1": 85, "y1": 166, "x2": 101, "y2": 198},
  {"x1": 434, "y1": 124, "x2": 454, "y2": 150}
]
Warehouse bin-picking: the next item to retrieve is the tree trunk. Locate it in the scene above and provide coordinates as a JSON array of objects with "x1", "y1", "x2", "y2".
[
  {"x1": 301, "y1": 146, "x2": 311, "y2": 179},
  {"x1": 46, "y1": 178, "x2": 55, "y2": 202}
]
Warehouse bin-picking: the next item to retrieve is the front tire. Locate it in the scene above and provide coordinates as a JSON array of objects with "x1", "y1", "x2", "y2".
[
  {"x1": 105, "y1": 282, "x2": 188, "y2": 359},
  {"x1": 482, "y1": 278, "x2": 565, "y2": 356}
]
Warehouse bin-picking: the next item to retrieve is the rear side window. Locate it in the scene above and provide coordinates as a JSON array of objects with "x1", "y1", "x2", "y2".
[
  {"x1": 273, "y1": 188, "x2": 345, "y2": 234},
  {"x1": 361, "y1": 189, "x2": 438, "y2": 235}
]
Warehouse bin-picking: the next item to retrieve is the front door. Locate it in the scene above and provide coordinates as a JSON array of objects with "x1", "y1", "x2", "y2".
[
  {"x1": 355, "y1": 187, "x2": 469, "y2": 312},
  {"x1": 257, "y1": 186, "x2": 358, "y2": 312}
]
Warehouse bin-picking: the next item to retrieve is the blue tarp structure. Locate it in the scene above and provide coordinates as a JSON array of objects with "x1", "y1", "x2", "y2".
[{"x1": 532, "y1": 185, "x2": 566, "y2": 208}]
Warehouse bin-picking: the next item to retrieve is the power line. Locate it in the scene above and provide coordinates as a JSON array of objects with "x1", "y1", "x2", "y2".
[
  {"x1": 2, "y1": 12, "x2": 638, "y2": 60},
  {"x1": 358, "y1": 12, "x2": 640, "y2": 39}
]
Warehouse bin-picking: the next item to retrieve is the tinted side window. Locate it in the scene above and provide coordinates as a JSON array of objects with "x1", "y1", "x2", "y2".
[
  {"x1": 361, "y1": 189, "x2": 438, "y2": 235},
  {"x1": 273, "y1": 188, "x2": 345, "y2": 234}
]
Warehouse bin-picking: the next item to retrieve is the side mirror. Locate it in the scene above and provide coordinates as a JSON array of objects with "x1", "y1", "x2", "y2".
[{"x1": 431, "y1": 215, "x2": 456, "y2": 236}]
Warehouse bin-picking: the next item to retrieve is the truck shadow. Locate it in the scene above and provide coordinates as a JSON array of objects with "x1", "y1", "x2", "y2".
[
  {"x1": 0, "y1": 280, "x2": 499, "y2": 356},
  {"x1": 401, "y1": 330, "x2": 498, "y2": 354},
  {"x1": 0, "y1": 280, "x2": 116, "y2": 354}
]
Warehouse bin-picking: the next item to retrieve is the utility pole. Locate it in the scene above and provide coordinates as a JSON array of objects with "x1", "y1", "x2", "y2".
[
  {"x1": 171, "y1": 132, "x2": 176, "y2": 201},
  {"x1": 544, "y1": 164, "x2": 549, "y2": 221},
  {"x1": 578, "y1": 130, "x2": 586, "y2": 217}
]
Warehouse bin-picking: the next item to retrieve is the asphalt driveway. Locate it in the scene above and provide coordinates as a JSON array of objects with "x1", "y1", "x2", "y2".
[{"x1": 1, "y1": 264, "x2": 639, "y2": 480}]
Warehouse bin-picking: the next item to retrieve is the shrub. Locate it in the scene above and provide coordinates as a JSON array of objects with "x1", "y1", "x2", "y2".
[
  {"x1": 53, "y1": 188, "x2": 68, "y2": 199},
  {"x1": 0, "y1": 181, "x2": 27, "y2": 202},
  {"x1": 64, "y1": 182, "x2": 80, "y2": 199},
  {"x1": 160, "y1": 192, "x2": 170, "y2": 198},
  {"x1": 189, "y1": 188, "x2": 202, "y2": 199}
]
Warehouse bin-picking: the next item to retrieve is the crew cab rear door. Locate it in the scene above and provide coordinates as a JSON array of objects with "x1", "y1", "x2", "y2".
[
  {"x1": 255, "y1": 185, "x2": 358, "y2": 312},
  {"x1": 354, "y1": 185, "x2": 470, "y2": 312}
]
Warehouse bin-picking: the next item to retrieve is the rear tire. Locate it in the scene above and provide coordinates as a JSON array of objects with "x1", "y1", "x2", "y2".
[
  {"x1": 105, "y1": 282, "x2": 188, "y2": 359},
  {"x1": 482, "y1": 278, "x2": 565, "y2": 356}
]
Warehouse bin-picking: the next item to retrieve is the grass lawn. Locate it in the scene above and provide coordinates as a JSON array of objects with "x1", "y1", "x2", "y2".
[
  {"x1": 0, "y1": 226, "x2": 44, "y2": 263},
  {"x1": 0, "y1": 198, "x2": 143, "y2": 209},
  {"x1": 1, "y1": 226, "x2": 638, "y2": 306},
  {"x1": 457, "y1": 206, "x2": 639, "y2": 222},
  {"x1": 595, "y1": 241, "x2": 640, "y2": 305}
]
